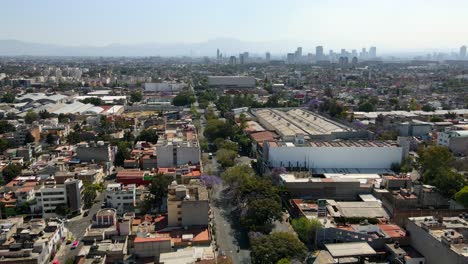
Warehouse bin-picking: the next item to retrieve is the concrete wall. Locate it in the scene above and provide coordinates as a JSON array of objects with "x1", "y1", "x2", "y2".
[
  {"x1": 181, "y1": 200, "x2": 209, "y2": 227},
  {"x1": 282, "y1": 180, "x2": 370, "y2": 200},
  {"x1": 134, "y1": 240, "x2": 172, "y2": 258},
  {"x1": 76, "y1": 145, "x2": 111, "y2": 162},
  {"x1": 176, "y1": 146, "x2": 201, "y2": 166},
  {"x1": 156, "y1": 145, "x2": 174, "y2": 168},
  {"x1": 406, "y1": 220, "x2": 466, "y2": 264},
  {"x1": 267, "y1": 145, "x2": 402, "y2": 169}
]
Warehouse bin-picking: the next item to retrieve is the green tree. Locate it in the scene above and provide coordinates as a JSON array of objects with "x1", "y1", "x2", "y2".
[
  {"x1": 0, "y1": 121, "x2": 15, "y2": 134},
  {"x1": 2, "y1": 163, "x2": 22, "y2": 183},
  {"x1": 145, "y1": 173, "x2": 173, "y2": 212},
  {"x1": 39, "y1": 110, "x2": 52, "y2": 119},
  {"x1": 1, "y1": 92, "x2": 15, "y2": 103},
  {"x1": 114, "y1": 142, "x2": 131, "y2": 167},
  {"x1": 358, "y1": 101, "x2": 375, "y2": 112},
  {"x1": 80, "y1": 97, "x2": 103, "y2": 106},
  {"x1": 46, "y1": 133, "x2": 57, "y2": 144},
  {"x1": 24, "y1": 110, "x2": 38, "y2": 124},
  {"x1": 55, "y1": 204, "x2": 70, "y2": 216},
  {"x1": 24, "y1": 132, "x2": 35, "y2": 144},
  {"x1": 136, "y1": 129, "x2": 159, "y2": 144},
  {"x1": 291, "y1": 217, "x2": 322, "y2": 247},
  {"x1": 241, "y1": 197, "x2": 283, "y2": 232},
  {"x1": 0, "y1": 138, "x2": 9, "y2": 153},
  {"x1": 251, "y1": 232, "x2": 307, "y2": 264},
  {"x1": 83, "y1": 184, "x2": 97, "y2": 208},
  {"x1": 216, "y1": 148, "x2": 237, "y2": 168},
  {"x1": 277, "y1": 258, "x2": 290, "y2": 264},
  {"x1": 419, "y1": 146, "x2": 465, "y2": 196},
  {"x1": 173, "y1": 92, "x2": 195, "y2": 106},
  {"x1": 455, "y1": 186, "x2": 468, "y2": 208},
  {"x1": 130, "y1": 91, "x2": 143, "y2": 103},
  {"x1": 421, "y1": 104, "x2": 435, "y2": 112}
]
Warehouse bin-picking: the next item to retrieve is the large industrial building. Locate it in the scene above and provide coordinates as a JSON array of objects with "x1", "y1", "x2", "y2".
[
  {"x1": 144, "y1": 82, "x2": 185, "y2": 92},
  {"x1": 264, "y1": 140, "x2": 403, "y2": 170},
  {"x1": 207, "y1": 76, "x2": 256, "y2": 89},
  {"x1": 253, "y1": 108, "x2": 368, "y2": 141}
]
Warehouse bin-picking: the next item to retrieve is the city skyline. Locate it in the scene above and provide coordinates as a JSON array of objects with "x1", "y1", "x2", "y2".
[{"x1": 1, "y1": 0, "x2": 468, "y2": 53}]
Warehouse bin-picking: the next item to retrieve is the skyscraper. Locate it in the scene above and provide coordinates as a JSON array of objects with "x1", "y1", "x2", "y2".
[
  {"x1": 265, "y1": 52, "x2": 271, "y2": 62},
  {"x1": 216, "y1": 49, "x2": 220, "y2": 60},
  {"x1": 295, "y1": 47, "x2": 302, "y2": 60},
  {"x1": 229, "y1": 56, "x2": 237, "y2": 65},
  {"x1": 369, "y1": 47, "x2": 377, "y2": 58},
  {"x1": 460, "y1": 45, "x2": 467, "y2": 58},
  {"x1": 316, "y1": 46, "x2": 324, "y2": 60}
]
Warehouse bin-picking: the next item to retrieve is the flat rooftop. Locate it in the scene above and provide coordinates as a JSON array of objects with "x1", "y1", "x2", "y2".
[
  {"x1": 254, "y1": 108, "x2": 354, "y2": 138},
  {"x1": 325, "y1": 242, "x2": 376, "y2": 258}
]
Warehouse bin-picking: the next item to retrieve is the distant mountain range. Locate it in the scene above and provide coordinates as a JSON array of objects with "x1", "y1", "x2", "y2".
[{"x1": 0, "y1": 38, "x2": 296, "y2": 57}]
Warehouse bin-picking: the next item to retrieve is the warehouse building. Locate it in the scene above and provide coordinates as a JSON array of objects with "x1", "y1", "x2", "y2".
[
  {"x1": 207, "y1": 76, "x2": 256, "y2": 89},
  {"x1": 264, "y1": 140, "x2": 403, "y2": 170},
  {"x1": 254, "y1": 108, "x2": 368, "y2": 141}
]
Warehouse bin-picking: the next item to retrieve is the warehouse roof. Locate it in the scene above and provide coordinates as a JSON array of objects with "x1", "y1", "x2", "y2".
[{"x1": 325, "y1": 242, "x2": 376, "y2": 258}]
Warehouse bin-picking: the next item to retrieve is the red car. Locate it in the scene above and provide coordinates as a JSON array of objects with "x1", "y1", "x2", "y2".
[{"x1": 71, "y1": 240, "x2": 79, "y2": 249}]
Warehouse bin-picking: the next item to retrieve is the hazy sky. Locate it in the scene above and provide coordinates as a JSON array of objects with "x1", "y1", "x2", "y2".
[{"x1": 2, "y1": 0, "x2": 468, "y2": 52}]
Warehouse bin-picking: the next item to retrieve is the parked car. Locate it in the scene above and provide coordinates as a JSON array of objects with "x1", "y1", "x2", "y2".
[{"x1": 71, "y1": 240, "x2": 79, "y2": 249}]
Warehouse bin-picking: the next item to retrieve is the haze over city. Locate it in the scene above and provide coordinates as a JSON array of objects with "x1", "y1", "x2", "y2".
[
  {"x1": 0, "y1": 1, "x2": 467, "y2": 264},
  {"x1": 1, "y1": 0, "x2": 468, "y2": 56}
]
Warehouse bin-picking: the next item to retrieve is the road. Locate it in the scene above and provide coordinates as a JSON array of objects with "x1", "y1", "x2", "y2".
[
  {"x1": 211, "y1": 184, "x2": 251, "y2": 264},
  {"x1": 54, "y1": 191, "x2": 106, "y2": 263}
]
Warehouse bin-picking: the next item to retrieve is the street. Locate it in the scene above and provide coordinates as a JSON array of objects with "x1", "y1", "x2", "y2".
[
  {"x1": 54, "y1": 191, "x2": 106, "y2": 263},
  {"x1": 211, "y1": 184, "x2": 251, "y2": 264}
]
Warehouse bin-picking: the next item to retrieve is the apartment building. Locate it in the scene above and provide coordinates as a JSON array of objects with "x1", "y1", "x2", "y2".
[
  {"x1": 35, "y1": 178, "x2": 83, "y2": 216},
  {"x1": 105, "y1": 183, "x2": 136, "y2": 214},
  {"x1": 156, "y1": 129, "x2": 200, "y2": 168},
  {"x1": 167, "y1": 180, "x2": 209, "y2": 227},
  {"x1": 437, "y1": 130, "x2": 468, "y2": 155}
]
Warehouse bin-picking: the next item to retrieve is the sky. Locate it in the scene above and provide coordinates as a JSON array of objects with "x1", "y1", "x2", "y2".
[{"x1": 1, "y1": 0, "x2": 468, "y2": 53}]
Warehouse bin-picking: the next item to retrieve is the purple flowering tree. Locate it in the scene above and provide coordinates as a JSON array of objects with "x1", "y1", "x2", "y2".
[{"x1": 200, "y1": 174, "x2": 222, "y2": 189}]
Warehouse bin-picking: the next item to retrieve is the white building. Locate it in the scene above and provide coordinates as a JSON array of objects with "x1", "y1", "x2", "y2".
[
  {"x1": 156, "y1": 129, "x2": 201, "y2": 168},
  {"x1": 264, "y1": 140, "x2": 403, "y2": 170},
  {"x1": 105, "y1": 183, "x2": 136, "y2": 214},
  {"x1": 35, "y1": 178, "x2": 83, "y2": 217},
  {"x1": 144, "y1": 82, "x2": 185, "y2": 92},
  {"x1": 437, "y1": 130, "x2": 468, "y2": 155}
]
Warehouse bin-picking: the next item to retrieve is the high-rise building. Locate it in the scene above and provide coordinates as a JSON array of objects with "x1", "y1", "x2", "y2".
[
  {"x1": 369, "y1": 46, "x2": 377, "y2": 58},
  {"x1": 216, "y1": 49, "x2": 220, "y2": 60},
  {"x1": 239, "y1": 53, "x2": 245, "y2": 64},
  {"x1": 265, "y1": 52, "x2": 271, "y2": 62},
  {"x1": 460, "y1": 45, "x2": 467, "y2": 58},
  {"x1": 316, "y1": 46, "x2": 324, "y2": 60},
  {"x1": 229, "y1": 56, "x2": 237, "y2": 65},
  {"x1": 295, "y1": 47, "x2": 302, "y2": 58}
]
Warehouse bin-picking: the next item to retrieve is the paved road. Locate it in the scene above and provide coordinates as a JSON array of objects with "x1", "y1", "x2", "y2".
[
  {"x1": 211, "y1": 184, "x2": 251, "y2": 264},
  {"x1": 54, "y1": 191, "x2": 105, "y2": 263}
]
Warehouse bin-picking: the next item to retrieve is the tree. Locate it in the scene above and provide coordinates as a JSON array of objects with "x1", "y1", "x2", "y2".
[
  {"x1": 419, "y1": 146, "x2": 465, "y2": 196},
  {"x1": 2, "y1": 163, "x2": 22, "y2": 183},
  {"x1": 80, "y1": 97, "x2": 103, "y2": 106},
  {"x1": 145, "y1": 173, "x2": 173, "y2": 212},
  {"x1": 250, "y1": 232, "x2": 307, "y2": 264},
  {"x1": 0, "y1": 121, "x2": 15, "y2": 134},
  {"x1": 291, "y1": 217, "x2": 322, "y2": 247},
  {"x1": 136, "y1": 129, "x2": 159, "y2": 144},
  {"x1": 173, "y1": 92, "x2": 195, "y2": 106},
  {"x1": 216, "y1": 149, "x2": 237, "y2": 168},
  {"x1": 24, "y1": 132, "x2": 35, "y2": 144},
  {"x1": 0, "y1": 138, "x2": 9, "y2": 153},
  {"x1": 46, "y1": 133, "x2": 57, "y2": 145},
  {"x1": 277, "y1": 259, "x2": 290, "y2": 264},
  {"x1": 241, "y1": 198, "x2": 283, "y2": 232},
  {"x1": 422, "y1": 104, "x2": 435, "y2": 112},
  {"x1": 24, "y1": 110, "x2": 38, "y2": 124},
  {"x1": 1, "y1": 92, "x2": 15, "y2": 103},
  {"x1": 39, "y1": 110, "x2": 52, "y2": 119},
  {"x1": 130, "y1": 91, "x2": 143, "y2": 103},
  {"x1": 114, "y1": 142, "x2": 131, "y2": 167},
  {"x1": 455, "y1": 186, "x2": 468, "y2": 208},
  {"x1": 200, "y1": 175, "x2": 222, "y2": 189},
  {"x1": 83, "y1": 184, "x2": 97, "y2": 208},
  {"x1": 214, "y1": 139, "x2": 238, "y2": 152},
  {"x1": 55, "y1": 204, "x2": 70, "y2": 216},
  {"x1": 358, "y1": 101, "x2": 375, "y2": 112}
]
